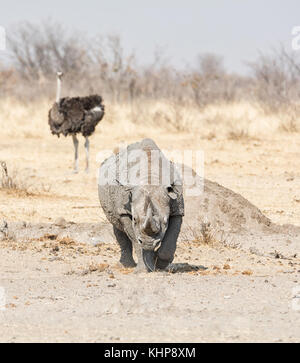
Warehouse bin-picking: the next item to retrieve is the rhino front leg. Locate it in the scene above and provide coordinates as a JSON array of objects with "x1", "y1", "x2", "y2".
[
  {"x1": 113, "y1": 226, "x2": 136, "y2": 268},
  {"x1": 133, "y1": 241, "x2": 150, "y2": 273},
  {"x1": 156, "y1": 216, "x2": 182, "y2": 270},
  {"x1": 120, "y1": 217, "x2": 149, "y2": 272}
]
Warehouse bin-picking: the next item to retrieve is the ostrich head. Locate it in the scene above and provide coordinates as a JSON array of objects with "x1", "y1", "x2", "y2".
[
  {"x1": 56, "y1": 71, "x2": 64, "y2": 80},
  {"x1": 56, "y1": 71, "x2": 64, "y2": 103}
]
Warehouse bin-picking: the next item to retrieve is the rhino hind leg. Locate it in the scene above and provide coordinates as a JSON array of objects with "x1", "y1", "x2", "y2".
[{"x1": 113, "y1": 226, "x2": 136, "y2": 268}]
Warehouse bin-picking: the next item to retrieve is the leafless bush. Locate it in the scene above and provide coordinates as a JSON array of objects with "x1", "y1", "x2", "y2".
[
  {"x1": 8, "y1": 21, "x2": 89, "y2": 81},
  {"x1": 248, "y1": 47, "x2": 300, "y2": 111},
  {"x1": 247, "y1": 47, "x2": 300, "y2": 132},
  {"x1": 3, "y1": 21, "x2": 300, "y2": 126},
  {"x1": 186, "y1": 53, "x2": 242, "y2": 107},
  {"x1": 89, "y1": 34, "x2": 138, "y2": 102},
  {"x1": 4, "y1": 22, "x2": 249, "y2": 105}
]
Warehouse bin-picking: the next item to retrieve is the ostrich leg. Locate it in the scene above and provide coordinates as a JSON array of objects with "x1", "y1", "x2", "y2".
[
  {"x1": 72, "y1": 135, "x2": 79, "y2": 173},
  {"x1": 84, "y1": 137, "x2": 90, "y2": 173}
]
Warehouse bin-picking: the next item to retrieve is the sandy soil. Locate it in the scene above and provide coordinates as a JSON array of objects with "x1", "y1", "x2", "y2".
[
  {"x1": 0, "y1": 236, "x2": 299, "y2": 343},
  {"x1": 0, "y1": 106, "x2": 300, "y2": 342}
]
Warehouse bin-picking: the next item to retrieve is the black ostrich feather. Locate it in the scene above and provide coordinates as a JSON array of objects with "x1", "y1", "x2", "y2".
[{"x1": 48, "y1": 95, "x2": 105, "y2": 137}]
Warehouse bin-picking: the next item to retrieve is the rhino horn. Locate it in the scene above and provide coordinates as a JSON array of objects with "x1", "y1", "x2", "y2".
[
  {"x1": 143, "y1": 203, "x2": 153, "y2": 231},
  {"x1": 143, "y1": 202, "x2": 159, "y2": 234},
  {"x1": 143, "y1": 194, "x2": 151, "y2": 212}
]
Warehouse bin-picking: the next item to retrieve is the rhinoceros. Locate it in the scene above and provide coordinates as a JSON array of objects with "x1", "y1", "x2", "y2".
[{"x1": 98, "y1": 138, "x2": 184, "y2": 272}]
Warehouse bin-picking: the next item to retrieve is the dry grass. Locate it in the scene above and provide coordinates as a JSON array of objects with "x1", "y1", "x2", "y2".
[
  {"x1": 181, "y1": 222, "x2": 222, "y2": 248},
  {"x1": 227, "y1": 129, "x2": 251, "y2": 141},
  {"x1": 0, "y1": 160, "x2": 51, "y2": 196},
  {"x1": 181, "y1": 222, "x2": 242, "y2": 250},
  {"x1": 0, "y1": 97, "x2": 298, "y2": 143},
  {"x1": 278, "y1": 107, "x2": 300, "y2": 133}
]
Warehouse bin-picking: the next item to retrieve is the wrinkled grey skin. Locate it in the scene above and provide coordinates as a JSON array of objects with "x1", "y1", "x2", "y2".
[{"x1": 98, "y1": 139, "x2": 184, "y2": 272}]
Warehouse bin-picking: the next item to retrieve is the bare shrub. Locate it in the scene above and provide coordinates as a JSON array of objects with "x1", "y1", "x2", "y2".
[
  {"x1": 8, "y1": 21, "x2": 89, "y2": 81},
  {"x1": 3, "y1": 21, "x2": 300, "y2": 134},
  {"x1": 5, "y1": 22, "x2": 248, "y2": 107},
  {"x1": 247, "y1": 47, "x2": 300, "y2": 133},
  {"x1": 248, "y1": 47, "x2": 300, "y2": 113},
  {"x1": 181, "y1": 222, "x2": 220, "y2": 247},
  {"x1": 187, "y1": 53, "x2": 241, "y2": 108}
]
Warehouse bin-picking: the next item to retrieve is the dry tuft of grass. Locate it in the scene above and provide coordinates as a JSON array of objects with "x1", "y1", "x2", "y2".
[
  {"x1": 278, "y1": 110, "x2": 300, "y2": 133},
  {"x1": 227, "y1": 129, "x2": 251, "y2": 141},
  {"x1": 200, "y1": 222, "x2": 217, "y2": 246},
  {"x1": 182, "y1": 222, "x2": 221, "y2": 247},
  {"x1": 181, "y1": 222, "x2": 242, "y2": 250}
]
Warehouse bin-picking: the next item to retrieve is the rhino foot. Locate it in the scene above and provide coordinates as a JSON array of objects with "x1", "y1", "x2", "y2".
[
  {"x1": 142, "y1": 250, "x2": 172, "y2": 272},
  {"x1": 120, "y1": 256, "x2": 137, "y2": 268}
]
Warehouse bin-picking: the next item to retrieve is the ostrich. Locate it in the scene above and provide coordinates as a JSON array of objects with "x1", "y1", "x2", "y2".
[{"x1": 48, "y1": 72, "x2": 105, "y2": 173}]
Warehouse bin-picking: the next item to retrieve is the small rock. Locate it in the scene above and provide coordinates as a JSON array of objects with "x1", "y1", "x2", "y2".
[
  {"x1": 48, "y1": 256, "x2": 63, "y2": 262},
  {"x1": 54, "y1": 217, "x2": 67, "y2": 228}
]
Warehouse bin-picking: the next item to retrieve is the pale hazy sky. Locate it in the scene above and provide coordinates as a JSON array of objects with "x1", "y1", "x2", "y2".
[{"x1": 1, "y1": 0, "x2": 300, "y2": 73}]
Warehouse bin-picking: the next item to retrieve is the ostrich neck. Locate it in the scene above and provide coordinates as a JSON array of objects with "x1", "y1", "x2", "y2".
[{"x1": 56, "y1": 78, "x2": 62, "y2": 103}]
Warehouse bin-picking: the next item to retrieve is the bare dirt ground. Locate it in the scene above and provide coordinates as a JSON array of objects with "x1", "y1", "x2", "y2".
[{"x1": 0, "y1": 101, "x2": 300, "y2": 342}]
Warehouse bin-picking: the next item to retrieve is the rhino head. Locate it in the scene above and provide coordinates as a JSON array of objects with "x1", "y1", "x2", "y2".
[{"x1": 131, "y1": 185, "x2": 178, "y2": 252}]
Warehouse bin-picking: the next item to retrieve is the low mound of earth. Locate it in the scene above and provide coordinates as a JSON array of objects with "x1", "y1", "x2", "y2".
[
  {"x1": 183, "y1": 177, "x2": 300, "y2": 259},
  {"x1": 1, "y1": 175, "x2": 299, "y2": 260}
]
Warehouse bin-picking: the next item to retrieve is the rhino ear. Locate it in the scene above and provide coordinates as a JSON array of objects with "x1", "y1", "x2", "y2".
[{"x1": 167, "y1": 185, "x2": 178, "y2": 200}]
